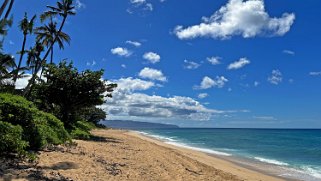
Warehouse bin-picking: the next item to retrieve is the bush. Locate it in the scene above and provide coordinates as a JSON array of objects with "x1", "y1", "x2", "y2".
[
  {"x1": 0, "y1": 121, "x2": 28, "y2": 156},
  {"x1": 27, "y1": 111, "x2": 71, "y2": 149},
  {"x1": 71, "y1": 128, "x2": 91, "y2": 140},
  {"x1": 0, "y1": 93, "x2": 70, "y2": 150},
  {"x1": 70, "y1": 120, "x2": 96, "y2": 140}
]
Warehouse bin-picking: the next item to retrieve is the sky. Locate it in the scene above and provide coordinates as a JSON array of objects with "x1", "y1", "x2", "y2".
[{"x1": 3, "y1": 0, "x2": 321, "y2": 128}]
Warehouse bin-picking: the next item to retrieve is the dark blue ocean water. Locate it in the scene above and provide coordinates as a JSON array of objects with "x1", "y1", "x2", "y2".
[{"x1": 136, "y1": 128, "x2": 321, "y2": 180}]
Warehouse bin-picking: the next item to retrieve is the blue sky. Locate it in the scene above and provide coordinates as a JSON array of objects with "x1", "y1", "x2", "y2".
[{"x1": 4, "y1": 0, "x2": 321, "y2": 128}]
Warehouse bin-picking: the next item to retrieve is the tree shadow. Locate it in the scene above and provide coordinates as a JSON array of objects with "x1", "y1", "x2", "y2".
[
  {"x1": 0, "y1": 158, "x2": 76, "y2": 181},
  {"x1": 41, "y1": 161, "x2": 79, "y2": 170},
  {"x1": 88, "y1": 135, "x2": 122, "y2": 144}
]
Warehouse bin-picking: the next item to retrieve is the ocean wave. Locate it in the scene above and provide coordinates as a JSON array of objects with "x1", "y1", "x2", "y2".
[
  {"x1": 300, "y1": 166, "x2": 321, "y2": 179},
  {"x1": 254, "y1": 157, "x2": 289, "y2": 166},
  {"x1": 135, "y1": 131, "x2": 231, "y2": 156},
  {"x1": 135, "y1": 131, "x2": 177, "y2": 142},
  {"x1": 165, "y1": 141, "x2": 232, "y2": 156}
]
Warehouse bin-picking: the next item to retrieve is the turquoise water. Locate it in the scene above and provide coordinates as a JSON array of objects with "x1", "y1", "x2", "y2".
[{"x1": 136, "y1": 128, "x2": 321, "y2": 180}]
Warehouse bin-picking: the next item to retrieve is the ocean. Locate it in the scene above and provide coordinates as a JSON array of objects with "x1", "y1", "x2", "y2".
[{"x1": 135, "y1": 128, "x2": 321, "y2": 181}]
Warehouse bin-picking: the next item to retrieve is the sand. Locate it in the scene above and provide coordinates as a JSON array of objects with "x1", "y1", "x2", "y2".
[{"x1": 0, "y1": 129, "x2": 284, "y2": 181}]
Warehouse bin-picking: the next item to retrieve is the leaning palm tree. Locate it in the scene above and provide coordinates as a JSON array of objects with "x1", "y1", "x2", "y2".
[
  {"x1": 23, "y1": 0, "x2": 75, "y2": 97},
  {"x1": 35, "y1": 21, "x2": 70, "y2": 64},
  {"x1": 40, "y1": 0, "x2": 75, "y2": 62},
  {"x1": 0, "y1": 0, "x2": 10, "y2": 19},
  {"x1": 13, "y1": 13, "x2": 36, "y2": 83},
  {"x1": 4, "y1": 0, "x2": 14, "y2": 20}
]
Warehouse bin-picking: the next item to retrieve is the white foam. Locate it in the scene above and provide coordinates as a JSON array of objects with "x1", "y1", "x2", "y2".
[
  {"x1": 165, "y1": 141, "x2": 232, "y2": 156},
  {"x1": 301, "y1": 166, "x2": 321, "y2": 179},
  {"x1": 135, "y1": 131, "x2": 231, "y2": 156},
  {"x1": 254, "y1": 157, "x2": 289, "y2": 166}
]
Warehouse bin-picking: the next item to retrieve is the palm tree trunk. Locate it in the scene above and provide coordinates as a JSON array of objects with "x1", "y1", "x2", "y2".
[
  {"x1": 50, "y1": 46, "x2": 53, "y2": 64},
  {"x1": 4, "y1": 0, "x2": 13, "y2": 19},
  {"x1": 23, "y1": 16, "x2": 67, "y2": 97},
  {"x1": 0, "y1": 0, "x2": 9, "y2": 19},
  {"x1": 13, "y1": 34, "x2": 26, "y2": 83}
]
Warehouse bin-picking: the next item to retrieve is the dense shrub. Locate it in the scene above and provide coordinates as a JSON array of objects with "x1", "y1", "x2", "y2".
[
  {"x1": 71, "y1": 128, "x2": 91, "y2": 140},
  {"x1": 70, "y1": 120, "x2": 95, "y2": 140},
  {"x1": 0, "y1": 121, "x2": 28, "y2": 155},
  {"x1": 0, "y1": 93, "x2": 70, "y2": 151}
]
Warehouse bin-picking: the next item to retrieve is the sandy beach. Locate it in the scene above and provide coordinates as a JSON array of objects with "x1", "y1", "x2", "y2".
[{"x1": 0, "y1": 129, "x2": 284, "y2": 181}]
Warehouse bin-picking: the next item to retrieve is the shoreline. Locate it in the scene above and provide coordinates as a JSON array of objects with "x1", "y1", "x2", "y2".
[
  {"x1": 127, "y1": 130, "x2": 286, "y2": 181},
  {"x1": 1, "y1": 129, "x2": 286, "y2": 180}
]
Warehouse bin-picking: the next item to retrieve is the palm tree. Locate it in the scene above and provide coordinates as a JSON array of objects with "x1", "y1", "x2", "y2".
[
  {"x1": 40, "y1": 0, "x2": 75, "y2": 62},
  {"x1": 0, "y1": 0, "x2": 10, "y2": 19},
  {"x1": 13, "y1": 13, "x2": 36, "y2": 83},
  {"x1": 4, "y1": 0, "x2": 14, "y2": 20},
  {"x1": 23, "y1": 0, "x2": 75, "y2": 97},
  {"x1": 26, "y1": 42, "x2": 44, "y2": 75},
  {"x1": 35, "y1": 21, "x2": 70, "y2": 64}
]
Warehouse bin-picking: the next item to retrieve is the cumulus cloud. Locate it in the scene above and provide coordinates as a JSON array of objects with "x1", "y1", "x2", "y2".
[
  {"x1": 126, "y1": 40, "x2": 142, "y2": 47},
  {"x1": 198, "y1": 93, "x2": 209, "y2": 99},
  {"x1": 174, "y1": 0, "x2": 295, "y2": 40},
  {"x1": 254, "y1": 81, "x2": 260, "y2": 87},
  {"x1": 115, "y1": 77, "x2": 155, "y2": 92},
  {"x1": 268, "y1": 69, "x2": 282, "y2": 85},
  {"x1": 309, "y1": 71, "x2": 321, "y2": 76},
  {"x1": 227, "y1": 58, "x2": 250, "y2": 70},
  {"x1": 195, "y1": 76, "x2": 228, "y2": 89},
  {"x1": 139, "y1": 67, "x2": 167, "y2": 82},
  {"x1": 143, "y1": 52, "x2": 161, "y2": 64},
  {"x1": 207, "y1": 56, "x2": 222, "y2": 65},
  {"x1": 101, "y1": 77, "x2": 237, "y2": 121},
  {"x1": 111, "y1": 47, "x2": 132, "y2": 57},
  {"x1": 183, "y1": 60, "x2": 201, "y2": 69}
]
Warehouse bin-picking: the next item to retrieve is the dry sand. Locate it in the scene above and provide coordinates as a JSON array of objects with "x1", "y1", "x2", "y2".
[{"x1": 0, "y1": 129, "x2": 284, "y2": 181}]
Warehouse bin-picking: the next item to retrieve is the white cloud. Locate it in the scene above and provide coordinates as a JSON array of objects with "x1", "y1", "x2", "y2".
[
  {"x1": 145, "y1": 3, "x2": 153, "y2": 11},
  {"x1": 309, "y1": 71, "x2": 321, "y2": 76},
  {"x1": 126, "y1": 40, "x2": 142, "y2": 47},
  {"x1": 227, "y1": 57, "x2": 250, "y2": 70},
  {"x1": 115, "y1": 77, "x2": 155, "y2": 92},
  {"x1": 139, "y1": 67, "x2": 167, "y2": 82},
  {"x1": 174, "y1": 0, "x2": 295, "y2": 40},
  {"x1": 75, "y1": 0, "x2": 86, "y2": 10},
  {"x1": 143, "y1": 52, "x2": 161, "y2": 64},
  {"x1": 198, "y1": 93, "x2": 208, "y2": 99},
  {"x1": 254, "y1": 81, "x2": 260, "y2": 87},
  {"x1": 9, "y1": 40, "x2": 14, "y2": 45},
  {"x1": 183, "y1": 60, "x2": 201, "y2": 69},
  {"x1": 111, "y1": 47, "x2": 132, "y2": 57},
  {"x1": 102, "y1": 77, "x2": 237, "y2": 121},
  {"x1": 130, "y1": 0, "x2": 146, "y2": 4},
  {"x1": 11, "y1": 72, "x2": 46, "y2": 89},
  {"x1": 86, "y1": 60, "x2": 96, "y2": 66},
  {"x1": 268, "y1": 69, "x2": 283, "y2": 85},
  {"x1": 121, "y1": 64, "x2": 127, "y2": 68},
  {"x1": 283, "y1": 50, "x2": 295, "y2": 55},
  {"x1": 207, "y1": 56, "x2": 221, "y2": 65},
  {"x1": 195, "y1": 76, "x2": 228, "y2": 89},
  {"x1": 129, "y1": 0, "x2": 153, "y2": 12}
]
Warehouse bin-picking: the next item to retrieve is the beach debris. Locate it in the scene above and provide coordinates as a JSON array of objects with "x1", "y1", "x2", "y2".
[{"x1": 185, "y1": 167, "x2": 202, "y2": 175}]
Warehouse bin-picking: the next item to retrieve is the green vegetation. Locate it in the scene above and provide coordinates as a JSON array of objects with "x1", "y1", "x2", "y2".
[
  {"x1": 0, "y1": 0, "x2": 116, "y2": 158},
  {"x1": 0, "y1": 93, "x2": 70, "y2": 152}
]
